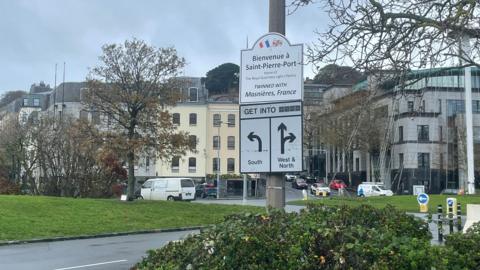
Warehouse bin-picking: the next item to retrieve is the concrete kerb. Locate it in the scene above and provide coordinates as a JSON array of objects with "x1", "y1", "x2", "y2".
[{"x1": 0, "y1": 226, "x2": 207, "y2": 246}]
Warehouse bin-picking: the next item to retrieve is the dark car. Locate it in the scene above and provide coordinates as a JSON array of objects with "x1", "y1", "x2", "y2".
[
  {"x1": 196, "y1": 183, "x2": 217, "y2": 198},
  {"x1": 329, "y1": 179, "x2": 347, "y2": 190},
  {"x1": 292, "y1": 178, "x2": 308, "y2": 189}
]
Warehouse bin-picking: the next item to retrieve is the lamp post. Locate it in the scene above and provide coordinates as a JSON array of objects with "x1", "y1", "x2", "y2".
[{"x1": 216, "y1": 121, "x2": 221, "y2": 199}]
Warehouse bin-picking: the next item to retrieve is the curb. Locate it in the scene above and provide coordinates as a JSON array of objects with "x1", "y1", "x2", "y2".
[{"x1": 0, "y1": 226, "x2": 207, "y2": 246}]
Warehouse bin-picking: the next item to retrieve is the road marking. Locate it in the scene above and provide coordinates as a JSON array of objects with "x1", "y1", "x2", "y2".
[{"x1": 54, "y1": 259, "x2": 128, "y2": 270}]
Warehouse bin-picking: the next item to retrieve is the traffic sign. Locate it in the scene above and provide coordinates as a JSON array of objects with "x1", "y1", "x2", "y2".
[
  {"x1": 240, "y1": 118, "x2": 270, "y2": 173},
  {"x1": 417, "y1": 193, "x2": 429, "y2": 205},
  {"x1": 240, "y1": 102, "x2": 302, "y2": 173},
  {"x1": 240, "y1": 33, "x2": 303, "y2": 104}
]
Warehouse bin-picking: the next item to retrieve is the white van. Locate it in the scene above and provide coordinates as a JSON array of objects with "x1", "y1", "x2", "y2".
[
  {"x1": 140, "y1": 178, "x2": 196, "y2": 201},
  {"x1": 357, "y1": 183, "x2": 393, "y2": 197}
]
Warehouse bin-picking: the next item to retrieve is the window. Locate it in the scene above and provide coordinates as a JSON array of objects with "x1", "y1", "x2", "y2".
[
  {"x1": 213, "y1": 114, "x2": 221, "y2": 127},
  {"x1": 398, "y1": 126, "x2": 404, "y2": 142},
  {"x1": 439, "y1": 126, "x2": 443, "y2": 142},
  {"x1": 213, "y1": 136, "x2": 220, "y2": 149},
  {"x1": 33, "y1": 98, "x2": 40, "y2": 106},
  {"x1": 418, "y1": 153, "x2": 430, "y2": 169},
  {"x1": 171, "y1": 156, "x2": 180, "y2": 172},
  {"x1": 227, "y1": 114, "x2": 235, "y2": 127},
  {"x1": 227, "y1": 136, "x2": 235, "y2": 150},
  {"x1": 227, "y1": 158, "x2": 235, "y2": 173},
  {"x1": 188, "y1": 157, "x2": 196, "y2": 173},
  {"x1": 421, "y1": 100, "x2": 426, "y2": 112},
  {"x1": 474, "y1": 127, "x2": 480, "y2": 143},
  {"x1": 189, "y1": 113, "x2": 197, "y2": 125},
  {"x1": 189, "y1": 87, "x2": 198, "y2": 102},
  {"x1": 447, "y1": 100, "x2": 465, "y2": 116},
  {"x1": 189, "y1": 135, "x2": 197, "y2": 149},
  {"x1": 407, "y1": 101, "x2": 414, "y2": 112},
  {"x1": 399, "y1": 153, "x2": 404, "y2": 168},
  {"x1": 417, "y1": 125, "x2": 429, "y2": 142},
  {"x1": 355, "y1": 158, "x2": 359, "y2": 172},
  {"x1": 213, "y1": 158, "x2": 220, "y2": 172},
  {"x1": 181, "y1": 179, "x2": 195, "y2": 187},
  {"x1": 474, "y1": 100, "x2": 480, "y2": 114},
  {"x1": 142, "y1": 181, "x2": 152, "y2": 189},
  {"x1": 23, "y1": 98, "x2": 29, "y2": 106},
  {"x1": 172, "y1": 113, "x2": 180, "y2": 125}
]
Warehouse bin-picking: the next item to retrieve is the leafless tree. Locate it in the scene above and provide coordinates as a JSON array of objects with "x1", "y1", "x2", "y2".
[
  {"x1": 85, "y1": 39, "x2": 193, "y2": 200},
  {"x1": 291, "y1": 0, "x2": 480, "y2": 74}
]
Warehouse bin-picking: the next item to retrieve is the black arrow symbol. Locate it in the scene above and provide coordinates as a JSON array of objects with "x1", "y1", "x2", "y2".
[
  {"x1": 278, "y1": 123, "x2": 296, "y2": 154},
  {"x1": 248, "y1": 131, "x2": 262, "y2": 152}
]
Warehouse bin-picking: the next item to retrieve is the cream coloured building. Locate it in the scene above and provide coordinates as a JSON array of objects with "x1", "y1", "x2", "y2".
[{"x1": 206, "y1": 103, "x2": 240, "y2": 176}]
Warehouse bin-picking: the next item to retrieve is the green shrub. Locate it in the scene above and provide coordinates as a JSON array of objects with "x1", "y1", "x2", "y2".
[
  {"x1": 437, "y1": 222, "x2": 480, "y2": 270},
  {"x1": 134, "y1": 204, "x2": 436, "y2": 270}
]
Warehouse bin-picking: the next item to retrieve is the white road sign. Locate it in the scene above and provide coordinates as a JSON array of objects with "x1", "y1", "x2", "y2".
[
  {"x1": 240, "y1": 102, "x2": 303, "y2": 173},
  {"x1": 270, "y1": 116, "x2": 302, "y2": 172},
  {"x1": 240, "y1": 33, "x2": 303, "y2": 104},
  {"x1": 240, "y1": 118, "x2": 270, "y2": 173}
]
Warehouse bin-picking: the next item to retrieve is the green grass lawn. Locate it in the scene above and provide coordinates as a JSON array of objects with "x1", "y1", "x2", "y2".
[
  {"x1": 289, "y1": 194, "x2": 480, "y2": 214},
  {"x1": 0, "y1": 195, "x2": 262, "y2": 241}
]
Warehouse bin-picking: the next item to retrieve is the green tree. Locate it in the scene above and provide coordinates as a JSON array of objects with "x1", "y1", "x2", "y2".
[
  {"x1": 313, "y1": 64, "x2": 364, "y2": 85},
  {"x1": 85, "y1": 39, "x2": 193, "y2": 200},
  {"x1": 292, "y1": 0, "x2": 480, "y2": 71},
  {"x1": 0, "y1": 90, "x2": 27, "y2": 108},
  {"x1": 205, "y1": 63, "x2": 239, "y2": 95}
]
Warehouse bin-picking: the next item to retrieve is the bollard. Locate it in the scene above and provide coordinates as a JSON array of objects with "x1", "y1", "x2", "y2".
[
  {"x1": 457, "y1": 203, "x2": 462, "y2": 231},
  {"x1": 437, "y1": 204, "x2": 443, "y2": 242},
  {"x1": 449, "y1": 205, "x2": 454, "y2": 234}
]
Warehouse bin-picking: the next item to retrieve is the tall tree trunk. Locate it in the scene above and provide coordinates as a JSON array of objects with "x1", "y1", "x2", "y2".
[{"x1": 127, "y1": 150, "x2": 135, "y2": 201}]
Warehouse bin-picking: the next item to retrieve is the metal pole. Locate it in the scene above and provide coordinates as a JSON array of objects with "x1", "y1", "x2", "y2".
[
  {"x1": 216, "y1": 123, "x2": 221, "y2": 199},
  {"x1": 437, "y1": 204, "x2": 443, "y2": 242},
  {"x1": 266, "y1": 0, "x2": 286, "y2": 209},
  {"x1": 464, "y1": 67, "x2": 476, "y2": 194},
  {"x1": 242, "y1": 174, "x2": 248, "y2": 205},
  {"x1": 457, "y1": 203, "x2": 462, "y2": 231}
]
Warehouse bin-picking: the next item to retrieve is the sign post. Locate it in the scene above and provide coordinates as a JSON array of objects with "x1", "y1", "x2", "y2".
[
  {"x1": 417, "y1": 193, "x2": 429, "y2": 213},
  {"x1": 239, "y1": 31, "x2": 303, "y2": 209}
]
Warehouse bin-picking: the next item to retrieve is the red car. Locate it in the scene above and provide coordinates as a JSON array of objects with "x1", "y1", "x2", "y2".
[{"x1": 329, "y1": 180, "x2": 347, "y2": 190}]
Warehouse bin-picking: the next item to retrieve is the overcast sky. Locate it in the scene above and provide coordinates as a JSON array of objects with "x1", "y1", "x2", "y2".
[{"x1": 0, "y1": 0, "x2": 327, "y2": 94}]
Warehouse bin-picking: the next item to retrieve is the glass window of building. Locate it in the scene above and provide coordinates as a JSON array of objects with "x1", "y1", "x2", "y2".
[
  {"x1": 213, "y1": 114, "x2": 221, "y2": 127},
  {"x1": 189, "y1": 113, "x2": 197, "y2": 125},
  {"x1": 33, "y1": 98, "x2": 40, "y2": 106},
  {"x1": 23, "y1": 98, "x2": 29, "y2": 106},
  {"x1": 398, "y1": 126, "x2": 403, "y2": 142},
  {"x1": 213, "y1": 136, "x2": 220, "y2": 149},
  {"x1": 189, "y1": 87, "x2": 198, "y2": 102},
  {"x1": 188, "y1": 157, "x2": 196, "y2": 172},
  {"x1": 227, "y1": 158, "x2": 235, "y2": 173},
  {"x1": 171, "y1": 156, "x2": 180, "y2": 172},
  {"x1": 213, "y1": 158, "x2": 220, "y2": 172},
  {"x1": 399, "y1": 153, "x2": 404, "y2": 168},
  {"x1": 417, "y1": 125, "x2": 429, "y2": 142},
  {"x1": 227, "y1": 136, "x2": 235, "y2": 150},
  {"x1": 407, "y1": 101, "x2": 414, "y2": 112},
  {"x1": 228, "y1": 114, "x2": 235, "y2": 127},
  {"x1": 172, "y1": 113, "x2": 180, "y2": 125},
  {"x1": 417, "y1": 153, "x2": 430, "y2": 169},
  {"x1": 189, "y1": 135, "x2": 197, "y2": 149}
]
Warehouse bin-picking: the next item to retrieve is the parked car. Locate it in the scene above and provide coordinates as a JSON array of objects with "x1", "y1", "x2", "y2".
[
  {"x1": 357, "y1": 183, "x2": 393, "y2": 197},
  {"x1": 285, "y1": 174, "x2": 297, "y2": 182},
  {"x1": 201, "y1": 183, "x2": 218, "y2": 198},
  {"x1": 440, "y1": 188, "x2": 460, "y2": 195},
  {"x1": 329, "y1": 179, "x2": 347, "y2": 190},
  {"x1": 292, "y1": 178, "x2": 308, "y2": 189},
  {"x1": 304, "y1": 175, "x2": 317, "y2": 184},
  {"x1": 140, "y1": 178, "x2": 196, "y2": 201},
  {"x1": 310, "y1": 183, "x2": 331, "y2": 196}
]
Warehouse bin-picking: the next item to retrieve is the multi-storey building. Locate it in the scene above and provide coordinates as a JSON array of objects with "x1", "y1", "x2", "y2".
[{"x1": 315, "y1": 67, "x2": 480, "y2": 194}]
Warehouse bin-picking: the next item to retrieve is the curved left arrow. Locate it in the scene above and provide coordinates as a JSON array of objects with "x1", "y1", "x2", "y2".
[{"x1": 248, "y1": 131, "x2": 262, "y2": 152}]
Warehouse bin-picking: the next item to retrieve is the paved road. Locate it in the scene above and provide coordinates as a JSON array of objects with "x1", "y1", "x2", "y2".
[{"x1": 0, "y1": 230, "x2": 197, "y2": 270}]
